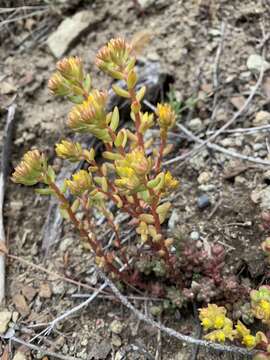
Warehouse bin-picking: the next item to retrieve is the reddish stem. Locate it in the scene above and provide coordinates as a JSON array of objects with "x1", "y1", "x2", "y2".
[{"x1": 155, "y1": 134, "x2": 166, "y2": 174}]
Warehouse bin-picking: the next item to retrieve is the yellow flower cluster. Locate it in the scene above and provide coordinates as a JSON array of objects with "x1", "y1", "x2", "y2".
[
  {"x1": 115, "y1": 149, "x2": 152, "y2": 192},
  {"x1": 11, "y1": 150, "x2": 47, "y2": 186},
  {"x1": 200, "y1": 304, "x2": 267, "y2": 350},
  {"x1": 65, "y1": 170, "x2": 92, "y2": 195},
  {"x1": 156, "y1": 103, "x2": 176, "y2": 132},
  {"x1": 251, "y1": 286, "x2": 270, "y2": 325},
  {"x1": 96, "y1": 38, "x2": 135, "y2": 79},
  {"x1": 48, "y1": 56, "x2": 88, "y2": 98},
  {"x1": 67, "y1": 90, "x2": 111, "y2": 141}
]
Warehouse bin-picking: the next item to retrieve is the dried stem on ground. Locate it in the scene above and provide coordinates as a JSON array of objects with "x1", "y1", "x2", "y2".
[
  {"x1": 0, "y1": 104, "x2": 16, "y2": 304},
  {"x1": 165, "y1": 46, "x2": 266, "y2": 166}
]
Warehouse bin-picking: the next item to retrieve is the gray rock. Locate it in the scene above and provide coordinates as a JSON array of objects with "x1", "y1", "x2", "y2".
[
  {"x1": 253, "y1": 111, "x2": 270, "y2": 125},
  {"x1": 198, "y1": 184, "x2": 216, "y2": 192},
  {"x1": 197, "y1": 171, "x2": 211, "y2": 184},
  {"x1": 59, "y1": 237, "x2": 74, "y2": 252},
  {"x1": 88, "y1": 340, "x2": 111, "y2": 359},
  {"x1": 190, "y1": 231, "x2": 200, "y2": 241},
  {"x1": 13, "y1": 352, "x2": 27, "y2": 360},
  {"x1": 197, "y1": 194, "x2": 210, "y2": 209},
  {"x1": 168, "y1": 209, "x2": 180, "y2": 230},
  {"x1": 111, "y1": 334, "x2": 122, "y2": 347},
  {"x1": 47, "y1": 10, "x2": 98, "y2": 58},
  {"x1": 247, "y1": 54, "x2": 270, "y2": 73},
  {"x1": 253, "y1": 143, "x2": 265, "y2": 151},
  {"x1": 188, "y1": 118, "x2": 203, "y2": 132},
  {"x1": 258, "y1": 186, "x2": 270, "y2": 210},
  {"x1": 0, "y1": 311, "x2": 12, "y2": 334},
  {"x1": 137, "y1": 0, "x2": 155, "y2": 9},
  {"x1": 110, "y1": 320, "x2": 123, "y2": 334}
]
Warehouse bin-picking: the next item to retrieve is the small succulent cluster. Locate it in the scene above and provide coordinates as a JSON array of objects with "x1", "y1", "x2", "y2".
[
  {"x1": 12, "y1": 38, "x2": 178, "y2": 288},
  {"x1": 200, "y1": 286, "x2": 270, "y2": 358}
]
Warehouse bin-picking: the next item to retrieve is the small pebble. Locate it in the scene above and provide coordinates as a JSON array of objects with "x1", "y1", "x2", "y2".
[
  {"x1": 190, "y1": 231, "x2": 200, "y2": 241},
  {"x1": 197, "y1": 194, "x2": 210, "y2": 209},
  {"x1": 197, "y1": 172, "x2": 211, "y2": 184},
  {"x1": 110, "y1": 320, "x2": 123, "y2": 334},
  {"x1": 198, "y1": 184, "x2": 216, "y2": 192},
  {"x1": 188, "y1": 118, "x2": 203, "y2": 132},
  {"x1": 111, "y1": 334, "x2": 122, "y2": 347},
  {"x1": 253, "y1": 143, "x2": 265, "y2": 151}
]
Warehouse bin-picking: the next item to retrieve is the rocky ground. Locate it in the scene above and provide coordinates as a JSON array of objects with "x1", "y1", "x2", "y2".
[{"x1": 1, "y1": 0, "x2": 270, "y2": 359}]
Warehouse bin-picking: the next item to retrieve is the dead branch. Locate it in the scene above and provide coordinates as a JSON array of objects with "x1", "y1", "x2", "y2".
[
  {"x1": 0, "y1": 104, "x2": 16, "y2": 304},
  {"x1": 97, "y1": 268, "x2": 255, "y2": 357},
  {"x1": 29, "y1": 282, "x2": 108, "y2": 342},
  {"x1": 177, "y1": 123, "x2": 270, "y2": 166},
  {"x1": 7, "y1": 336, "x2": 82, "y2": 360}
]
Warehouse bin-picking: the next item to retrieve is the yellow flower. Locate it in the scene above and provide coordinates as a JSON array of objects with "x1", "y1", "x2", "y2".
[
  {"x1": 67, "y1": 90, "x2": 111, "y2": 141},
  {"x1": 164, "y1": 171, "x2": 179, "y2": 191},
  {"x1": 12, "y1": 150, "x2": 47, "y2": 186},
  {"x1": 205, "y1": 329, "x2": 226, "y2": 343},
  {"x1": 65, "y1": 170, "x2": 92, "y2": 195},
  {"x1": 251, "y1": 286, "x2": 270, "y2": 324},
  {"x1": 56, "y1": 56, "x2": 84, "y2": 82},
  {"x1": 114, "y1": 150, "x2": 152, "y2": 193},
  {"x1": 156, "y1": 103, "x2": 176, "y2": 130},
  {"x1": 55, "y1": 140, "x2": 83, "y2": 162},
  {"x1": 204, "y1": 318, "x2": 234, "y2": 343},
  {"x1": 139, "y1": 112, "x2": 154, "y2": 133},
  {"x1": 96, "y1": 38, "x2": 135, "y2": 79},
  {"x1": 236, "y1": 321, "x2": 257, "y2": 349},
  {"x1": 199, "y1": 304, "x2": 227, "y2": 330}
]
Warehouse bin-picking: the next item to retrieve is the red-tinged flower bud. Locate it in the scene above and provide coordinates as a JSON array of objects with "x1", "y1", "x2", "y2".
[{"x1": 56, "y1": 56, "x2": 84, "y2": 82}]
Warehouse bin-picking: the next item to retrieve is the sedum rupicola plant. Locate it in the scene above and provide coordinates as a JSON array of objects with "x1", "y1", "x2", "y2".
[
  {"x1": 12, "y1": 38, "x2": 179, "y2": 287},
  {"x1": 199, "y1": 286, "x2": 270, "y2": 358}
]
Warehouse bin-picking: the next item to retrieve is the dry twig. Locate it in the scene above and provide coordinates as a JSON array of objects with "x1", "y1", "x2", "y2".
[
  {"x1": 97, "y1": 268, "x2": 255, "y2": 356},
  {"x1": 165, "y1": 46, "x2": 266, "y2": 166},
  {"x1": 0, "y1": 104, "x2": 16, "y2": 304},
  {"x1": 7, "y1": 336, "x2": 81, "y2": 360},
  {"x1": 177, "y1": 123, "x2": 270, "y2": 166}
]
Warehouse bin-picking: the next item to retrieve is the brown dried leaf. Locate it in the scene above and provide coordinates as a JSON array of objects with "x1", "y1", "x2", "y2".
[
  {"x1": 12, "y1": 293, "x2": 30, "y2": 317},
  {"x1": 22, "y1": 285, "x2": 37, "y2": 302},
  {"x1": 39, "y1": 283, "x2": 52, "y2": 299}
]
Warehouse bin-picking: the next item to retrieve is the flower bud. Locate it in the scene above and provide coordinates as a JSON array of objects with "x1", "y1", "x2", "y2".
[
  {"x1": 48, "y1": 72, "x2": 70, "y2": 96},
  {"x1": 55, "y1": 140, "x2": 83, "y2": 162},
  {"x1": 12, "y1": 150, "x2": 47, "y2": 186},
  {"x1": 96, "y1": 38, "x2": 135, "y2": 77},
  {"x1": 65, "y1": 170, "x2": 92, "y2": 195},
  {"x1": 156, "y1": 103, "x2": 176, "y2": 130},
  {"x1": 56, "y1": 56, "x2": 84, "y2": 82}
]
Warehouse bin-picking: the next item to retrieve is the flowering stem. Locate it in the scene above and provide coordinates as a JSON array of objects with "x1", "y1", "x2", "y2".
[{"x1": 48, "y1": 180, "x2": 129, "y2": 279}]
